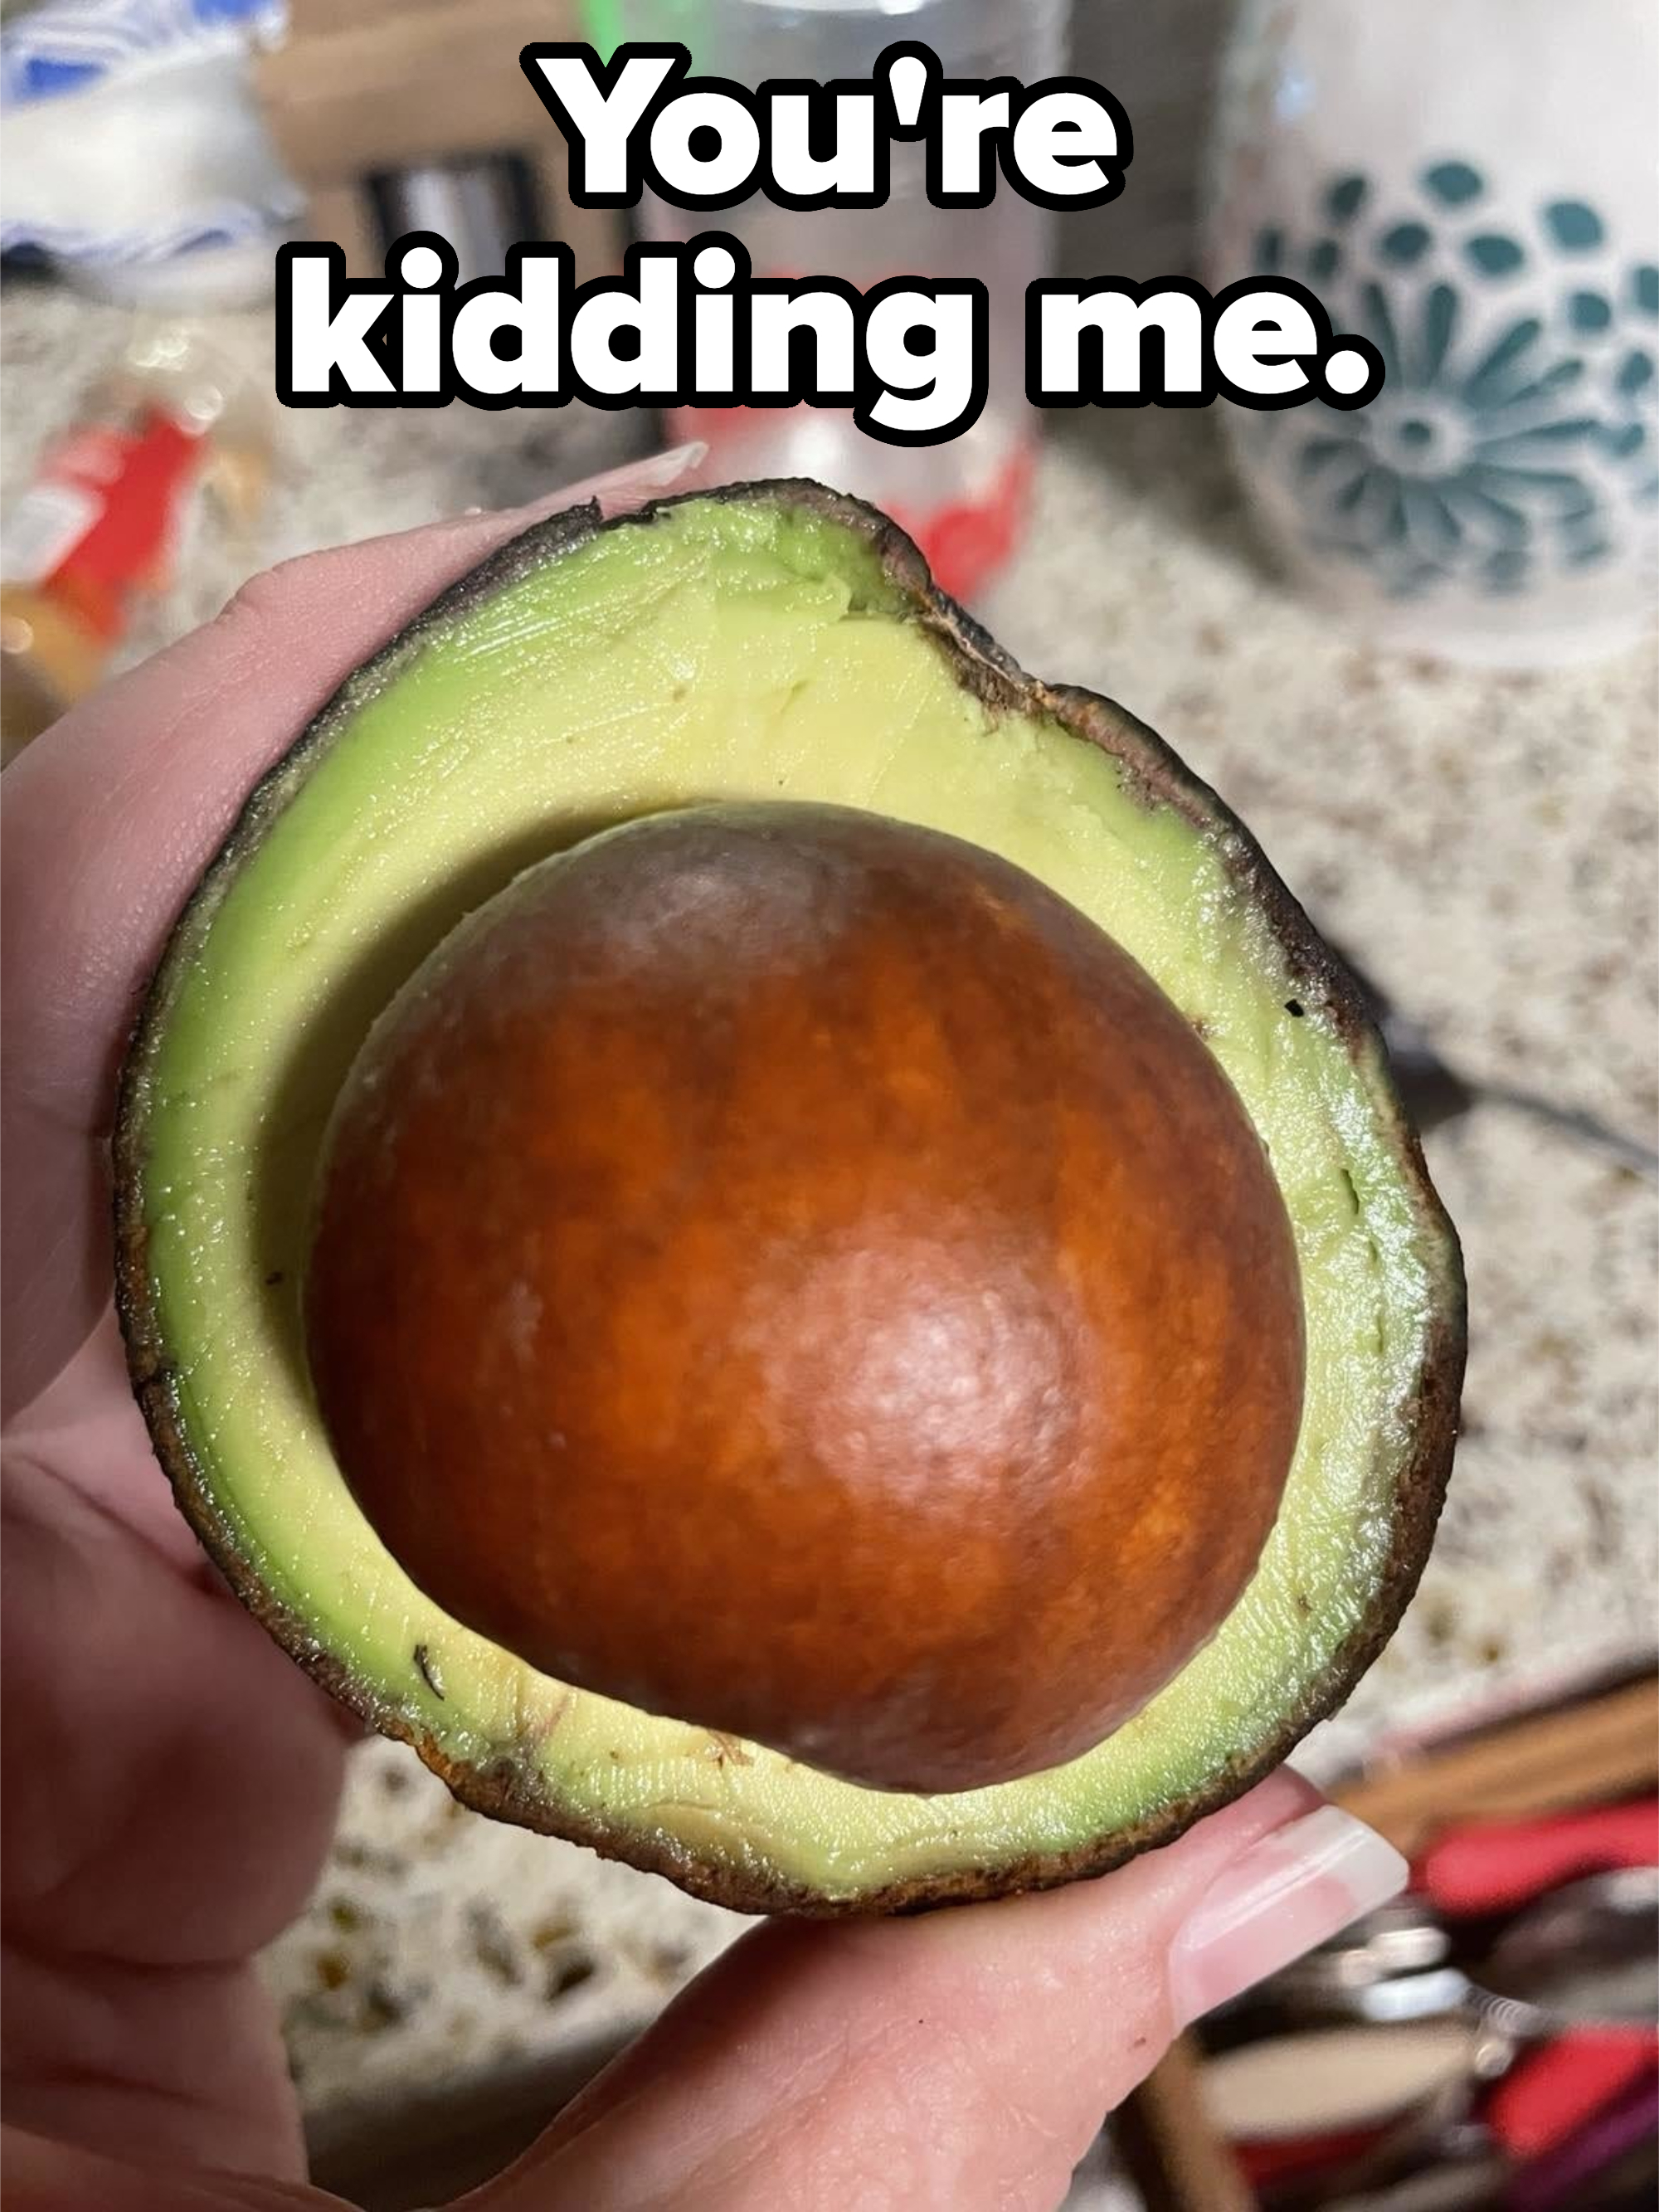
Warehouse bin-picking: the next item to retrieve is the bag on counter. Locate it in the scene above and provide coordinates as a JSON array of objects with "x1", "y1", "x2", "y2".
[{"x1": 0, "y1": 0, "x2": 301, "y2": 307}]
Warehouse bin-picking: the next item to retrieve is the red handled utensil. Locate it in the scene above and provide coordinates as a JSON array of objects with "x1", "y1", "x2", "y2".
[{"x1": 1417, "y1": 1800, "x2": 1659, "y2": 1920}]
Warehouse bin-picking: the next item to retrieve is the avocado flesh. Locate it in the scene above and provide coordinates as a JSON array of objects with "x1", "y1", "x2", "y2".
[{"x1": 116, "y1": 486, "x2": 1462, "y2": 1912}]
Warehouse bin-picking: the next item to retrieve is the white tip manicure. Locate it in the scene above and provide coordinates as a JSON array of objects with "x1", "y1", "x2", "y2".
[{"x1": 1170, "y1": 1805, "x2": 1409, "y2": 2028}]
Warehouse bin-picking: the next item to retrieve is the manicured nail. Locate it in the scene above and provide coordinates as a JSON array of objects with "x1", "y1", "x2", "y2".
[
  {"x1": 1169, "y1": 1805, "x2": 1408, "y2": 2028},
  {"x1": 509, "y1": 440, "x2": 709, "y2": 523}
]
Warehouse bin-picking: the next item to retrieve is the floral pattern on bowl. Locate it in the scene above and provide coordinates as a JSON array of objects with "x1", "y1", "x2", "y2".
[{"x1": 1240, "y1": 163, "x2": 1659, "y2": 604}]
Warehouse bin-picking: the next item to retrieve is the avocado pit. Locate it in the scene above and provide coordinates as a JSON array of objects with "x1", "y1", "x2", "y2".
[{"x1": 304, "y1": 801, "x2": 1305, "y2": 1795}]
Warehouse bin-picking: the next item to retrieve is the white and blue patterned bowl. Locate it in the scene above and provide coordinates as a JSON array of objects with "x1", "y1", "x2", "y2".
[{"x1": 1208, "y1": 0, "x2": 1657, "y2": 666}]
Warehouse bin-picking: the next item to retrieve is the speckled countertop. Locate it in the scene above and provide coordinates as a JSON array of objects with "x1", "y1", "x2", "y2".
[{"x1": 4, "y1": 279, "x2": 1655, "y2": 2198}]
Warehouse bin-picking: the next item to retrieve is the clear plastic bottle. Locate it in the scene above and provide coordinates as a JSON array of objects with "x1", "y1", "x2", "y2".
[{"x1": 603, "y1": 0, "x2": 1068, "y2": 601}]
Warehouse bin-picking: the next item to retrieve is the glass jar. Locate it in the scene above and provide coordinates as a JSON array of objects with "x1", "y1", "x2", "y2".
[{"x1": 604, "y1": 0, "x2": 1068, "y2": 602}]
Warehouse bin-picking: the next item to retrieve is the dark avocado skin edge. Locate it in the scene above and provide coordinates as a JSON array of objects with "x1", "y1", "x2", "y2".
[{"x1": 112, "y1": 479, "x2": 1467, "y2": 1917}]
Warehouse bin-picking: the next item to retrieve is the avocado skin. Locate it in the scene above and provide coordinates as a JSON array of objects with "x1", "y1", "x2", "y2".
[{"x1": 112, "y1": 480, "x2": 1466, "y2": 1916}]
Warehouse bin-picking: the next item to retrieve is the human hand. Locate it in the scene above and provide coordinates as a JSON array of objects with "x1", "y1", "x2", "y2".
[{"x1": 1, "y1": 444, "x2": 1408, "y2": 2211}]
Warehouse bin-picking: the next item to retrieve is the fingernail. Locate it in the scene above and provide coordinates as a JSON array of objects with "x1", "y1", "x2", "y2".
[
  {"x1": 1169, "y1": 1805, "x2": 1408, "y2": 2028},
  {"x1": 508, "y1": 440, "x2": 709, "y2": 524}
]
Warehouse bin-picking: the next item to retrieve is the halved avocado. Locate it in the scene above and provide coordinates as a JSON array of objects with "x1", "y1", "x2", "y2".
[{"x1": 114, "y1": 483, "x2": 1464, "y2": 1915}]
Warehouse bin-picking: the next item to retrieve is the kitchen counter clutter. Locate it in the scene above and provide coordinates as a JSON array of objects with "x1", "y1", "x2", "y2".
[{"x1": 3, "y1": 285, "x2": 1655, "y2": 2186}]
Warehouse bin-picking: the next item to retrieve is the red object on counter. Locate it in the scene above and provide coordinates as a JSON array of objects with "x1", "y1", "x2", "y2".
[
  {"x1": 1505, "y1": 2066, "x2": 1659, "y2": 2212},
  {"x1": 886, "y1": 441, "x2": 1038, "y2": 602},
  {"x1": 1485, "y1": 2033, "x2": 1659, "y2": 2160},
  {"x1": 12, "y1": 408, "x2": 206, "y2": 642},
  {"x1": 1416, "y1": 1799, "x2": 1659, "y2": 1917},
  {"x1": 1232, "y1": 2123, "x2": 1384, "y2": 2185},
  {"x1": 2, "y1": 325, "x2": 273, "y2": 763}
]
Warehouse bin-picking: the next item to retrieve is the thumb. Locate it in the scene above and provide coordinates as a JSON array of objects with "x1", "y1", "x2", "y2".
[{"x1": 470, "y1": 1771, "x2": 1405, "y2": 2212}]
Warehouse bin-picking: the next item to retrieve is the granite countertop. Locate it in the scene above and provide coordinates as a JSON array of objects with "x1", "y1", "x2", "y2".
[{"x1": 4, "y1": 282, "x2": 1656, "y2": 2195}]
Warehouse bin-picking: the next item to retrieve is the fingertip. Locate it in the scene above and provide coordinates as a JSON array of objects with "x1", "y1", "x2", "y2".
[
  {"x1": 1169, "y1": 1795, "x2": 1408, "y2": 2029},
  {"x1": 477, "y1": 1772, "x2": 1341, "y2": 2212},
  {"x1": 534, "y1": 440, "x2": 712, "y2": 521}
]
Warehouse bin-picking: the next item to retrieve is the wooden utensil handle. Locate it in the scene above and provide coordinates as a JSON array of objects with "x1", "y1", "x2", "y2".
[{"x1": 1118, "y1": 1672, "x2": 1659, "y2": 2208}]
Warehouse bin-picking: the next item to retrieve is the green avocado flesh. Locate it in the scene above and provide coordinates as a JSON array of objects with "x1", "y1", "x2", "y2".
[{"x1": 117, "y1": 485, "x2": 1462, "y2": 1912}]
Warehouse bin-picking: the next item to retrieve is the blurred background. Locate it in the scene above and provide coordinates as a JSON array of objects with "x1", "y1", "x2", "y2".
[{"x1": 2, "y1": 2, "x2": 1655, "y2": 2206}]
